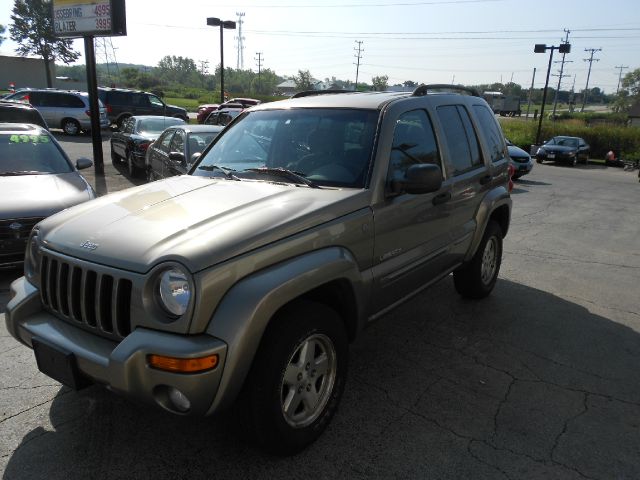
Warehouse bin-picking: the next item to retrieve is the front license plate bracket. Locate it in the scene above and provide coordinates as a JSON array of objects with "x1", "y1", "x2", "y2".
[{"x1": 32, "y1": 337, "x2": 91, "y2": 390}]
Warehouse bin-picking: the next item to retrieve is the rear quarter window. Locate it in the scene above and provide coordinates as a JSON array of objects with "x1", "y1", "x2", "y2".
[{"x1": 473, "y1": 105, "x2": 506, "y2": 163}]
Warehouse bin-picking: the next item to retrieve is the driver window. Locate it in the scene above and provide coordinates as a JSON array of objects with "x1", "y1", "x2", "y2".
[
  {"x1": 149, "y1": 95, "x2": 164, "y2": 108},
  {"x1": 388, "y1": 109, "x2": 441, "y2": 183}
]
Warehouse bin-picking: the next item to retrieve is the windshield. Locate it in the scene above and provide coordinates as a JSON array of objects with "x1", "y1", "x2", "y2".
[
  {"x1": 137, "y1": 117, "x2": 185, "y2": 135},
  {"x1": 0, "y1": 132, "x2": 72, "y2": 175},
  {"x1": 193, "y1": 108, "x2": 379, "y2": 188},
  {"x1": 548, "y1": 137, "x2": 578, "y2": 148}
]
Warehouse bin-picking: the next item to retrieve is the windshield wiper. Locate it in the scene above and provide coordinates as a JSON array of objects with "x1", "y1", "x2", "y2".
[
  {"x1": 197, "y1": 164, "x2": 240, "y2": 180},
  {"x1": 245, "y1": 167, "x2": 321, "y2": 188}
]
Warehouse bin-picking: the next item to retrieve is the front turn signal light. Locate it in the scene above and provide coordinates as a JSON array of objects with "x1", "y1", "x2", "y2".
[{"x1": 147, "y1": 354, "x2": 219, "y2": 373}]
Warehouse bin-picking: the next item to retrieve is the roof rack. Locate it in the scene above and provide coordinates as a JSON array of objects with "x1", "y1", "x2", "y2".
[
  {"x1": 291, "y1": 89, "x2": 353, "y2": 99},
  {"x1": 411, "y1": 84, "x2": 480, "y2": 97}
]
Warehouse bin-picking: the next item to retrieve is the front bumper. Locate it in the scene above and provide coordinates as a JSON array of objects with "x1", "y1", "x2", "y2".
[{"x1": 6, "y1": 276, "x2": 228, "y2": 416}]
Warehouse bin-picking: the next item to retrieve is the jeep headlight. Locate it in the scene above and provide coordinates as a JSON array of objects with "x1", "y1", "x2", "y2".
[
  {"x1": 157, "y1": 266, "x2": 192, "y2": 317},
  {"x1": 25, "y1": 228, "x2": 42, "y2": 282}
]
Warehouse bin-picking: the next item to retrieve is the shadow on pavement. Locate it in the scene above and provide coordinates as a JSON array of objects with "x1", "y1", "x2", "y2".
[{"x1": 4, "y1": 279, "x2": 639, "y2": 479}]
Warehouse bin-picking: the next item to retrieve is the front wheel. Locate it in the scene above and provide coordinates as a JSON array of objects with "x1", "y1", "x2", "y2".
[
  {"x1": 62, "y1": 118, "x2": 81, "y2": 135},
  {"x1": 239, "y1": 301, "x2": 348, "y2": 455},
  {"x1": 454, "y1": 220, "x2": 503, "y2": 299}
]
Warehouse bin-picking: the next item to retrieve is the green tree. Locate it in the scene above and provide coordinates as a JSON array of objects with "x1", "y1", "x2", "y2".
[
  {"x1": 9, "y1": 0, "x2": 80, "y2": 87},
  {"x1": 294, "y1": 70, "x2": 313, "y2": 90},
  {"x1": 157, "y1": 55, "x2": 199, "y2": 86},
  {"x1": 0, "y1": 24, "x2": 5, "y2": 45},
  {"x1": 371, "y1": 75, "x2": 389, "y2": 91}
]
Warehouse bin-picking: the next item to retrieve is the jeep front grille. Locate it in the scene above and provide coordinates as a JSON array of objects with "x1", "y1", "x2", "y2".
[{"x1": 40, "y1": 253, "x2": 132, "y2": 341}]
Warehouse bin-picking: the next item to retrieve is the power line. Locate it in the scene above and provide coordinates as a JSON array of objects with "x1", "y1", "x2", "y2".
[
  {"x1": 615, "y1": 64, "x2": 629, "y2": 94},
  {"x1": 255, "y1": 52, "x2": 263, "y2": 92},
  {"x1": 581, "y1": 48, "x2": 602, "y2": 112},
  {"x1": 236, "y1": 12, "x2": 246, "y2": 69},
  {"x1": 354, "y1": 40, "x2": 364, "y2": 90},
  {"x1": 552, "y1": 29, "x2": 571, "y2": 117}
]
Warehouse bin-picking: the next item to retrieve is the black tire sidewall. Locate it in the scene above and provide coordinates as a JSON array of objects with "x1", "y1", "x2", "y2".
[{"x1": 243, "y1": 302, "x2": 348, "y2": 455}]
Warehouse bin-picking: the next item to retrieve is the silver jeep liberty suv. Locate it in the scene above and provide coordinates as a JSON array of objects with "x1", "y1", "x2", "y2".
[{"x1": 7, "y1": 84, "x2": 511, "y2": 455}]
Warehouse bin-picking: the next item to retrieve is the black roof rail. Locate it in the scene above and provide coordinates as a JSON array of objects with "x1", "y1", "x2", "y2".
[
  {"x1": 291, "y1": 89, "x2": 353, "y2": 99},
  {"x1": 412, "y1": 84, "x2": 480, "y2": 97}
]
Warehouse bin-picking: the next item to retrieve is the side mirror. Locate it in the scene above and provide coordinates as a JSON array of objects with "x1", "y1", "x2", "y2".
[
  {"x1": 390, "y1": 163, "x2": 442, "y2": 195},
  {"x1": 190, "y1": 152, "x2": 202, "y2": 164},
  {"x1": 76, "y1": 157, "x2": 93, "y2": 170},
  {"x1": 168, "y1": 151, "x2": 185, "y2": 164}
]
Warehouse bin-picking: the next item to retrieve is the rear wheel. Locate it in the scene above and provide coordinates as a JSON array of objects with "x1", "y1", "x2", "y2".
[
  {"x1": 536, "y1": 158, "x2": 544, "y2": 164},
  {"x1": 239, "y1": 301, "x2": 348, "y2": 455},
  {"x1": 62, "y1": 118, "x2": 81, "y2": 135},
  {"x1": 454, "y1": 221, "x2": 503, "y2": 299}
]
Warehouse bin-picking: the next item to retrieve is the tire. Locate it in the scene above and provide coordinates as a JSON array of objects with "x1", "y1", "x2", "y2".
[
  {"x1": 536, "y1": 158, "x2": 543, "y2": 164},
  {"x1": 116, "y1": 115, "x2": 131, "y2": 130},
  {"x1": 126, "y1": 151, "x2": 140, "y2": 178},
  {"x1": 239, "y1": 301, "x2": 348, "y2": 455},
  {"x1": 571, "y1": 157, "x2": 577, "y2": 167},
  {"x1": 110, "y1": 144, "x2": 120, "y2": 164},
  {"x1": 62, "y1": 118, "x2": 81, "y2": 135},
  {"x1": 454, "y1": 221, "x2": 503, "y2": 299}
]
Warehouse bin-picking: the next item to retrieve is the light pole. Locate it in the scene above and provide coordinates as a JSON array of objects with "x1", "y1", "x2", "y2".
[
  {"x1": 533, "y1": 42, "x2": 571, "y2": 146},
  {"x1": 207, "y1": 17, "x2": 237, "y2": 104}
]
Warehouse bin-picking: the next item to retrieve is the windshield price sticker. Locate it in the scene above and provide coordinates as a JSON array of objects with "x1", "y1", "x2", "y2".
[
  {"x1": 53, "y1": 0, "x2": 112, "y2": 36},
  {"x1": 7, "y1": 135, "x2": 50, "y2": 144}
]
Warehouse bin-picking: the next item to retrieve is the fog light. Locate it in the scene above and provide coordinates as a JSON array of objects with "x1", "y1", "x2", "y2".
[{"x1": 168, "y1": 387, "x2": 191, "y2": 413}]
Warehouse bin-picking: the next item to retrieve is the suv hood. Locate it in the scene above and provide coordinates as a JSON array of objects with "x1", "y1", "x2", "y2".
[{"x1": 38, "y1": 176, "x2": 363, "y2": 273}]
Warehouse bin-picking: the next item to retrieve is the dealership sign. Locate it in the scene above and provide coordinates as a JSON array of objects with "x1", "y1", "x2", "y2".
[{"x1": 52, "y1": 0, "x2": 126, "y2": 38}]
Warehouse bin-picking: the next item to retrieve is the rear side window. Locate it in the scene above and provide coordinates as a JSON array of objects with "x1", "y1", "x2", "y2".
[
  {"x1": 388, "y1": 109, "x2": 441, "y2": 183},
  {"x1": 473, "y1": 105, "x2": 506, "y2": 163},
  {"x1": 436, "y1": 105, "x2": 483, "y2": 175}
]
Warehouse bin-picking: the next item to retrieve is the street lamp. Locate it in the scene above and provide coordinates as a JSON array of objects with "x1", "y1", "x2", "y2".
[
  {"x1": 533, "y1": 42, "x2": 571, "y2": 146},
  {"x1": 207, "y1": 17, "x2": 236, "y2": 104}
]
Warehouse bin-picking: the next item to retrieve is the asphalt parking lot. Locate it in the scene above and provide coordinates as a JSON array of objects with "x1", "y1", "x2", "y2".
[{"x1": 1, "y1": 135, "x2": 639, "y2": 480}]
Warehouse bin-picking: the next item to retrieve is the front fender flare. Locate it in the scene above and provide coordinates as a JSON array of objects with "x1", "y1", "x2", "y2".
[{"x1": 204, "y1": 247, "x2": 367, "y2": 414}]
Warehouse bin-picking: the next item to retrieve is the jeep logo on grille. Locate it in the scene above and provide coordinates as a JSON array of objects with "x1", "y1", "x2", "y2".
[{"x1": 80, "y1": 240, "x2": 99, "y2": 250}]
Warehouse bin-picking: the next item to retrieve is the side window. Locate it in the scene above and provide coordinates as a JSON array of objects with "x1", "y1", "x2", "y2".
[
  {"x1": 436, "y1": 105, "x2": 483, "y2": 175},
  {"x1": 387, "y1": 109, "x2": 441, "y2": 183},
  {"x1": 160, "y1": 130, "x2": 174, "y2": 150},
  {"x1": 148, "y1": 95, "x2": 164, "y2": 108},
  {"x1": 169, "y1": 130, "x2": 185, "y2": 153},
  {"x1": 66, "y1": 95, "x2": 85, "y2": 108},
  {"x1": 473, "y1": 105, "x2": 506, "y2": 163},
  {"x1": 131, "y1": 93, "x2": 148, "y2": 107},
  {"x1": 28, "y1": 92, "x2": 43, "y2": 106}
]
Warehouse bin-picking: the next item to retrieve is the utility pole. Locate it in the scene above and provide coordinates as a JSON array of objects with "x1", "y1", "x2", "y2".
[
  {"x1": 255, "y1": 52, "x2": 263, "y2": 94},
  {"x1": 198, "y1": 60, "x2": 209, "y2": 87},
  {"x1": 615, "y1": 65, "x2": 629, "y2": 94},
  {"x1": 526, "y1": 67, "x2": 536, "y2": 119},
  {"x1": 581, "y1": 48, "x2": 602, "y2": 112},
  {"x1": 552, "y1": 29, "x2": 571, "y2": 118},
  {"x1": 235, "y1": 12, "x2": 245, "y2": 69},
  {"x1": 354, "y1": 40, "x2": 363, "y2": 91}
]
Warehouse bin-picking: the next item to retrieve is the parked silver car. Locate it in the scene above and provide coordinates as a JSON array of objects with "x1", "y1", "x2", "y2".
[
  {"x1": 0, "y1": 123, "x2": 95, "y2": 267},
  {"x1": 4, "y1": 89, "x2": 109, "y2": 135}
]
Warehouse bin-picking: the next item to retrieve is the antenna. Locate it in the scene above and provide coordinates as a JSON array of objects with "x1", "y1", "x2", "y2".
[{"x1": 235, "y1": 12, "x2": 245, "y2": 69}]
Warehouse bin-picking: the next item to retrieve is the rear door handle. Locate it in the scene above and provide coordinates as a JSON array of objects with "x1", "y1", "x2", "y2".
[
  {"x1": 479, "y1": 174, "x2": 492, "y2": 185},
  {"x1": 432, "y1": 192, "x2": 451, "y2": 205}
]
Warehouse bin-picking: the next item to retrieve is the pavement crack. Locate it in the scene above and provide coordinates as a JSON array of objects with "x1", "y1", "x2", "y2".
[{"x1": 467, "y1": 439, "x2": 512, "y2": 480}]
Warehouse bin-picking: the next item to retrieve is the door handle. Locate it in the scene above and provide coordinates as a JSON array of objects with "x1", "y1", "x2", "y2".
[
  {"x1": 432, "y1": 192, "x2": 451, "y2": 205},
  {"x1": 479, "y1": 174, "x2": 492, "y2": 185}
]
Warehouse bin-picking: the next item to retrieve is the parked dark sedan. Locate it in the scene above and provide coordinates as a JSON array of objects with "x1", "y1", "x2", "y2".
[
  {"x1": 0, "y1": 123, "x2": 94, "y2": 267},
  {"x1": 204, "y1": 107, "x2": 243, "y2": 127},
  {"x1": 506, "y1": 139, "x2": 533, "y2": 179},
  {"x1": 110, "y1": 115, "x2": 185, "y2": 177},
  {"x1": 536, "y1": 136, "x2": 590, "y2": 166},
  {"x1": 145, "y1": 124, "x2": 224, "y2": 181}
]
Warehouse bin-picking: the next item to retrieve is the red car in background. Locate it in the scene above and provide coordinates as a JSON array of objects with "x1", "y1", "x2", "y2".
[
  {"x1": 196, "y1": 104, "x2": 219, "y2": 124},
  {"x1": 196, "y1": 98, "x2": 261, "y2": 124}
]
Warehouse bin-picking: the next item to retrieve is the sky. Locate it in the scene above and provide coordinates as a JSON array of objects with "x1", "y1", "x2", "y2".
[{"x1": 1, "y1": 0, "x2": 639, "y2": 93}]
